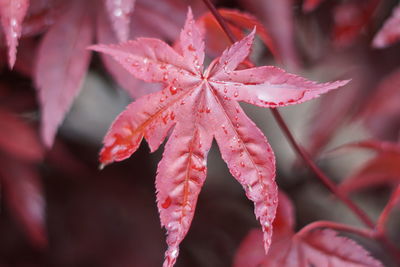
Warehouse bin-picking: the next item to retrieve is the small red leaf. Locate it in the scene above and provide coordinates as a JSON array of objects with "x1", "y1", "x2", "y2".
[{"x1": 0, "y1": 0, "x2": 29, "y2": 68}]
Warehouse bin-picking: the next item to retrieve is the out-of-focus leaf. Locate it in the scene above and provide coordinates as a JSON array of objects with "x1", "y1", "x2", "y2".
[
  {"x1": 0, "y1": 108, "x2": 43, "y2": 161},
  {"x1": 35, "y1": 1, "x2": 94, "y2": 147},
  {"x1": 303, "y1": 0, "x2": 326, "y2": 12},
  {"x1": 198, "y1": 9, "x2": 279, "y2": 59},
  {"x1": 264, "y1": 229, "x2": 382, "y2": 267},
  {"x1": 238, "y1": 0, "x2": 301, "y2": 70},
  {"x1": 361, "y1": 68, "x2": 400, "y2": 140},
  {"x1": 339, "y1": 140, "x2": 400, "y2": 193},
  {"x1": 104, "y1": 0, "x2": 135, "y2": 42},
  {"x1": 0, "y1": 155, "x2": 46, "y2": 248},
  {"x1": 0, "y1": 0, "x2": 29, "y2": 68},
  {"x1": 372, "y1": 4, "x2": 400, "y2": 48},
  {"x1": 97, "y1": 5, "x2": 160, "y2": 99},
  {"x1": 21, "y1": 0, "x2": 62, "y2": 37},
  {"x1": 332, "y1": 0, "x2": 380, "y2": 46},
  {"x1": 233, "y1": 191, "x2": 294, "y2": 267}
]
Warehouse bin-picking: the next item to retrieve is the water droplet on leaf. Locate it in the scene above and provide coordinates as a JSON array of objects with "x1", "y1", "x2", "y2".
[{"x1": 161, "y1": 196, "x2": 172, "y2": 209}]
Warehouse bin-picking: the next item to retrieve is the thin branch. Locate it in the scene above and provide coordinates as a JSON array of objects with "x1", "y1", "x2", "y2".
[
  {"x1": 270, "y1": 109, "x2": 375, "y2": 228},
  {"x1": 377, "y1": 185, "x2": 400, "y2": 233},
  {"x1": 297, "y1": 220, "x2": 374, "y2": 240}
]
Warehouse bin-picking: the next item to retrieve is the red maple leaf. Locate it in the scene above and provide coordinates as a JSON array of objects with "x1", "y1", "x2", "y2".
[
  {"x1": 91, "y1": 9, "x2": 348, "y2": 267},
  {"x1": 234, "y1": 192, "x2": 383, "y2": 267}
]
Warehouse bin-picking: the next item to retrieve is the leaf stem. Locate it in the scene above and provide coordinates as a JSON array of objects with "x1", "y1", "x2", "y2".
[
  {"x1": 376, "y1": 185, "x2": 400, "y2": 233},
  {"x1": 270, "y1": 109, "x2": 375, "y2": 228},
  {"x1": 200, "y1": 0, "x2": 400, "y2": 262},
  {"x1": 296, "y1": 220, "x2": 374, "y2": 240}
]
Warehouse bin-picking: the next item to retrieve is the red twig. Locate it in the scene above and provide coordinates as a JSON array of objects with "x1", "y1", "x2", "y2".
[
  {"x1": 270, "y1": 109, "x2": 375, "y2": 228},
  {"x1": 377, "y1": 185, "x2": 400, "y2": 233},
  {"x1": 297, "y1": 220, "x2": 374, "y2": 240}
]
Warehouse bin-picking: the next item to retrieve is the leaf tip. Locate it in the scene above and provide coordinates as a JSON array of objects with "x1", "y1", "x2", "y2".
[
  {"x1": 163, "y1": 246, "x2": 180, "y2": 267},
  {"x1": 98, "y1": 163, "x2": 106, "y2": 170}
]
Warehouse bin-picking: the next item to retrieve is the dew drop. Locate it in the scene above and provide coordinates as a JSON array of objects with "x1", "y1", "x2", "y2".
[
  {"x1": 234, "y1": 91, "x2": 239, "y2": 97},
  {"x1": 205, "y1": 107, "x2": 211, "y2": 113},
  {"x1": 160, "y1": 97, "x2": 165, "y2": 103},
  {"x1": 192, "y1": 165, "x2": 205, "y2": 172},
  {"x1": 222, "y1": 125, "x2": 228, "y2": 135},
  {"x1": 161, "y1": 196, "x2": 172, "y2": 209},
  {"x1": 10, "y1": 19, "x2": 17, "y2": 27},
  {"x1": 163, "y1": 73, "x2": 168, "y2": 81},
  {"x1": 143, "y1": 58, "x2": 148, "y2": 64},
  {"x1": 180, "y1": 100, "x2": 185, "y2": 105},
  {"x1": 187, "y1": 30, "x2": 192, "y2": 36},
  {"x1": 170, "y1": 86, "x2": 177, "y2": 95},
  {"x1": 113, "y1": 8, "x2": 123, "y2": 17},
  {"x1": 223, "y1": 87, "x2": 228, "y2": 93},
  {"x1": 171, "y1": 249, "x2": 179, "y2": 258},
  {"x1": 247, "y1": 184, "x2": 253, "y2": 192},
  {"x1": 162, "y1": 114, "x2": 168, "y2": 124},
  {"x1": 240, "y1": 161, "x2": 245, "y2": 167}
]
